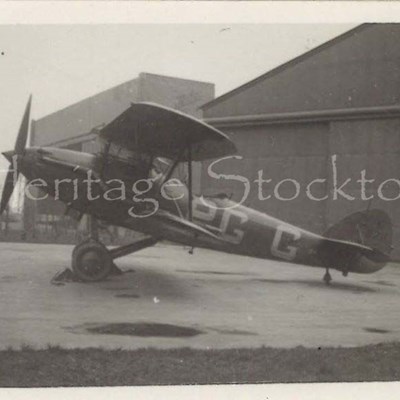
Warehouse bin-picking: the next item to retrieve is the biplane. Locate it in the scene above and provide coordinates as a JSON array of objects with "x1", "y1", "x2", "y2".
[{"x1": 0, "y1": 96, "x2": 393, "y2": 284}]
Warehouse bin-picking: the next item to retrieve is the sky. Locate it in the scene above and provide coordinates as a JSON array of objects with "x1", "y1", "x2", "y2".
[{"x1": 0, "y1": 23, "x2": 355, "y2": 186}]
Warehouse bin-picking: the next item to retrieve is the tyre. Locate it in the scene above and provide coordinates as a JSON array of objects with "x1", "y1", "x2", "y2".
[{"x1": 72, "y1": 240, "x2": 113, "y2": 282}]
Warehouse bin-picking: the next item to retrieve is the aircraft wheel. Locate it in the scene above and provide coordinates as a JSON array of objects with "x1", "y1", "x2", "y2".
[{"x1": 72, "y1": 240, "x2": 113, "y2": 282}]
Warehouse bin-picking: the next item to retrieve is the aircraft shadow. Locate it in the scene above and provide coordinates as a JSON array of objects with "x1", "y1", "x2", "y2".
[
  {"x1": 176, "y1": 269, "x2": 254, "y2": 277},
  {"x1": 100, "y1": 266, "x2": 193, "y2": 301},
  {"x1": 254, "y1": 278, "x2": 377, "y2": 294}
]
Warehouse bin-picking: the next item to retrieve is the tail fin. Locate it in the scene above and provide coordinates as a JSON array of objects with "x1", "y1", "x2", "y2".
[{"x1": 324, "y1": 209, "x2": 393, "y2": 256}]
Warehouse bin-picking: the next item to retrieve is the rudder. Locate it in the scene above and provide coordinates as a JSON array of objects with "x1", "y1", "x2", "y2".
[{"x1": 324, "y1": 209, "x2": 393, "y2": 256}]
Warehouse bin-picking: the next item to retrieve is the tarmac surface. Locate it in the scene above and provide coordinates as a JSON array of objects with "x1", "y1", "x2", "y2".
[{"x1": 1, "y1": 242, "x2": 400, "y2": 350}]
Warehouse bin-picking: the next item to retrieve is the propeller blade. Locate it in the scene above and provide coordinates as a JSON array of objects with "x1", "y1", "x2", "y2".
[
  {"x1": 2, "y1": 150, "x2": 15, "y2": 163},
  {"x1": 14, "y1": 94, "x2": 32, "y2": 154},
  {"x1": 0, "y1": 166, "x2": 19, "y2": 215},
  {"x1": 0, "y1": 96, "x2": 31, "y2": 215}
]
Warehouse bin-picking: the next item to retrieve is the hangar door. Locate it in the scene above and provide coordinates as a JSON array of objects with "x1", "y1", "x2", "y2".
[{"x1": 201, "y1": 122, "x2": 330, "y2": 234}]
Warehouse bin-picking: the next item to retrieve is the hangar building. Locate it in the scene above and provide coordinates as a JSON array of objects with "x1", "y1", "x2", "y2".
[
  {"x1": 24, "y1": 72, "x2": 214, "y2": 241},
  {"x1": 201, "y1": 24, "x2": 400, "y2": 257}
]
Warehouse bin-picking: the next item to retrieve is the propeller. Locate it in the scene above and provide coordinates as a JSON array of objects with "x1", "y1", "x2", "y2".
[{"x1": 0, "y1": 95, "x2": 32, "y2": 214}]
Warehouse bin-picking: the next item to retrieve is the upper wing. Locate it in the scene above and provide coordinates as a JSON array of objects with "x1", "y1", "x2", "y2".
[{"x1": 99, "y1": 102, "x2": 237, "y2": 161}]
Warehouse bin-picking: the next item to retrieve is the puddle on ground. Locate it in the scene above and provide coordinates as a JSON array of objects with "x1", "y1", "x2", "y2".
[
  {"x1": 365, "y1": 280, "x2": 396, "y2": 288},
  {"x1": 255, "y1": 278, "x2": 288, "y2": 284},
  {"x1": 363, "y1": 327, "x2": 391, "y2": 334},
  {"x1": 114, "y1": 294, "x2": 140, "y2": 299},
  {"x1": 80, "y1": 322, "x2": 204, "y2": 337},
  {"x1": 66, "y1": 322, "x2": 257, "y2": 338},
  {"x1": 0, "y1": 275, "x2": 18, "y2": 282},
  {"x1": 209, "y1": 327, "x2": 258, "y2": 336},
  {"x1": 254, "y1": 278, "x2": 377, "y2": 294}
]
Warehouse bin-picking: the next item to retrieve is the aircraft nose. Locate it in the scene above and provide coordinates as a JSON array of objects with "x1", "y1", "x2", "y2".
[{"x1": 2, "y1": 150, "x2": 16, "y2": 163}]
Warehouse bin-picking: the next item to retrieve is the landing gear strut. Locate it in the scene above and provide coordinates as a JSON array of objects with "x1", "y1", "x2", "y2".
[
  {"x1": 323, "y1": 268, "x2": 332, "y2": 285},
  {"x1": 71, "y1": 236, "x2": 158, "y2": 282}
]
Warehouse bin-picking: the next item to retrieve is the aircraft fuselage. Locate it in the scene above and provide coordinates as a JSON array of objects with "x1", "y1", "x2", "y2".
[{"x1": 16, "y1": 146, "x2": 389, "y2": 276}]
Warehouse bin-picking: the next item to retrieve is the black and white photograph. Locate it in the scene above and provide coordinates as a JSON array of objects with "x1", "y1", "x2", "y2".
[{"x1": 0, "y1": 2, "x2": 400, "y2": 397}]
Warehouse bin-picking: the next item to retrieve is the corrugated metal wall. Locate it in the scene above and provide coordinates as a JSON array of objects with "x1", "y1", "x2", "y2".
[
  {"x1": 32, "y1": 72, "x2": 215, "y2": 148},
  {"x1": 32, "y1": 80, "x2": 140, "y2": 146},
  {"x1": 201, "y1": 122, "x2": 330, "y2": 234},
  {"x1": 202, "y1": 24, "x2": 400, "y2": 118},
  {"x1": 139, "y1": 73, "x2": 214, "y2": 119}
]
